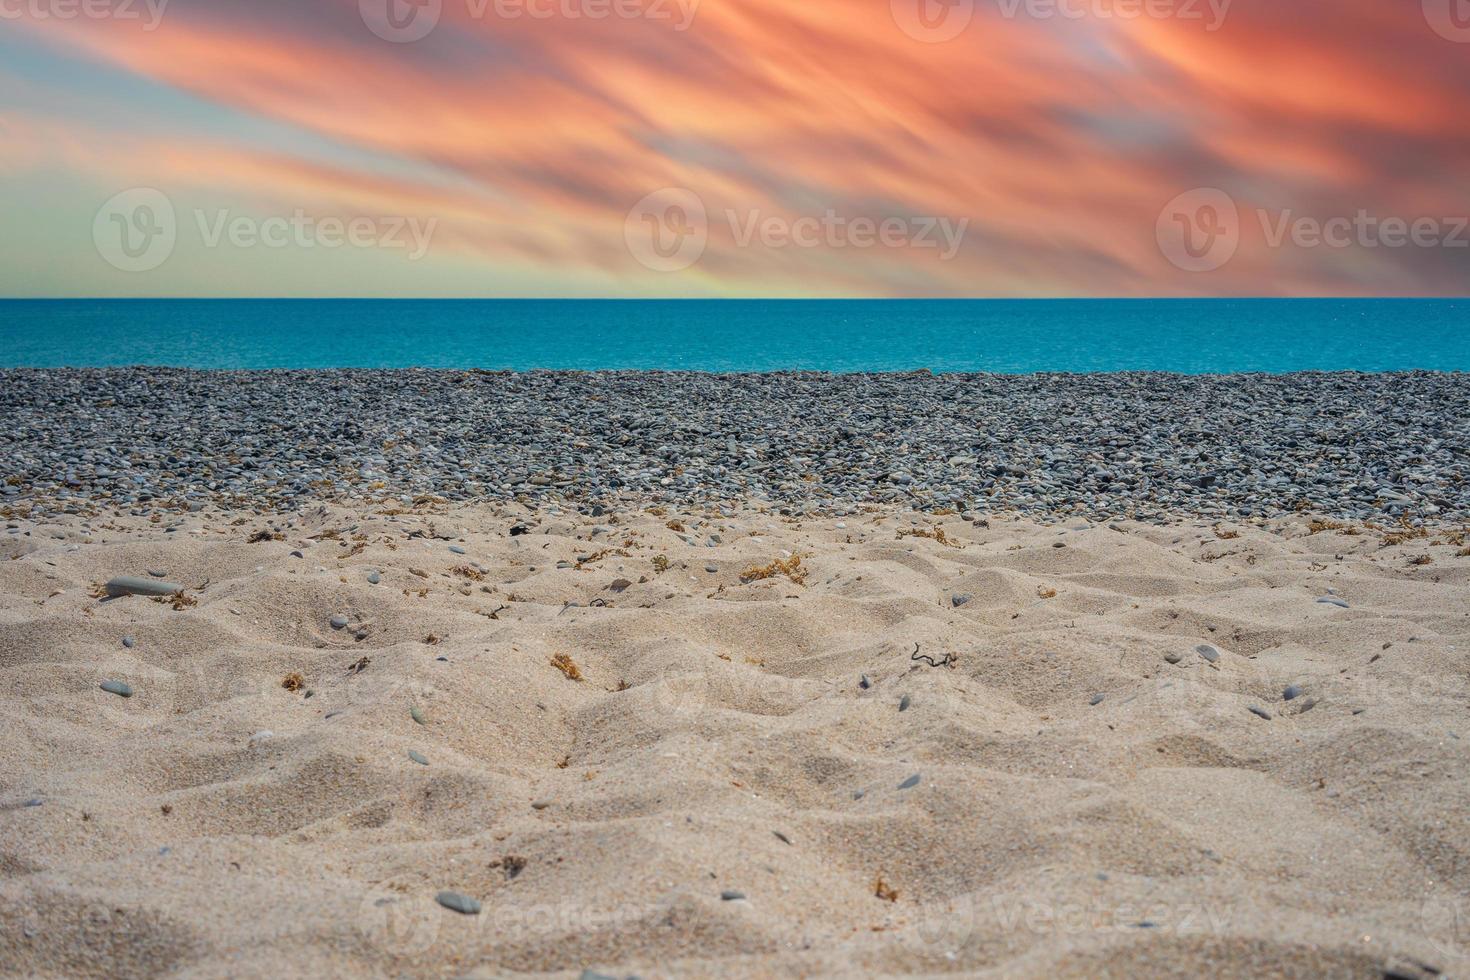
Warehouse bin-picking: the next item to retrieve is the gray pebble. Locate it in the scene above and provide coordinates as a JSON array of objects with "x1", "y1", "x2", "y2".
[
  {"x1": 1283, "y1": 685, "x2": 1302, "y2": 701},
  {"x1": 898, "y1": 774, "x2": 921, "y2": 789},
  {"x1": 952, "y1": 593, "x2": 973, "y2": 607},
  {"x1": 1247, "y1": 706, "x2": 1272, "y2": 720},
  {"x1": 100, "y1": 680, "x2": 133, "y2": 698},
  {"x1": 330, "y1": 614, "x2": 349, "y2": 630},
  {"x1": 1089, "y1": 693, "x2": 1105, "y2": 706},
  {"x1": 435, "y1": 891, "x2": 480, "y2": 915},
  {"x1": 898, "y1": 694, "x2": 912, "y2": 711},
  {"x1": 1164, "y1": 652, "x2": 1182, "y2": 664},
  {"x1": 1196, "y1": 644, "x2": 1220, "y2": 663},
  {"x1": 720, "y1": 890, "x2": 746, "y2": 901},
  {"x1": 104, "y1": 576, "x2": 183, "y2": 598},
  {"x1": 122, "y1": 635, "x2": 135, "y2": 649},
  {"x1": 859, "y1": 674, "x2": 871, "y2": 690},
  {"x1": 1316, "y1": 596, "x2": 1350, "y2": 609},
  {"x1": 449, "y1": 545, "x2": 466, "y2": 554},
  {"x1": 367, "y1": 571, "x2": 381, "y2": 585},
  {"x1": 408, "y1": 750, "x2": 429, "y2": 765},
  {"x1": 147, "y1": 569, "x2": 167, "y2": 578},
  {"x1": 411, "y1": 706, "x2": 427, "y2": 725}
]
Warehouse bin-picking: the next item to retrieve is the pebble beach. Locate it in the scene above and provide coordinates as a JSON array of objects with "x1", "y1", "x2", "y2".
[
  {"x1": 1, "y1": 369, "x2": 1466, "y2": 522},
  {"x1": 1, "y1": 369, "x2": 1468, "y2": 978}
]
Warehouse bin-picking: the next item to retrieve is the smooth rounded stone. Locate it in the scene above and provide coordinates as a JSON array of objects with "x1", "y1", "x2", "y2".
[
  {"x1": 898, "y1": 694, "x2": 912, "y2": 712},
  {"x1": 1164, "y1": 652, "x2": 1183, "y2": 664},
  {"x1": 859, "y1": 674, "x2": 872, "y2": 690},
  {"x1": 435, "y1": 891, "x2": 481, "y2": 915},
  {"x1": 531, "y1": 799, "x2": 551, "y2": 810},
  {"x1": 407, "y1": 750, "x2": 429, "y2": 766},
  {"x1": 329, "y1": 614, "x2": 350, "y2": 630},
  {"x1": 1247, "y1": 705, "x2": 1273, "y2": 720},
  {"x1": 146, "y1": 569, "x2": 167, "y2": 578},
  {"x1": 411, "y1": 706, "x2": 427, "y2": 725},
  {"x1": 1316, "y1": 596, "x2": 1350, "y2": 609},
  {"x1": 290, "y1": 550, "x2": 304, "y2": 558},
  {"x1": 1089, "y1": 693, "x2": 1106, "y2": 706},
  {"x1": 720, "y1": 890, "x2": 747, "y2": 902},
  {"x1": 367, "y1": 571, "x2": 381, "y2": 584},
  {"x1": 121, "y1": 635, "x2": 136, "y2": 649},
  {"x1": 1283, "y1": 684, "x2": 1303, "y2": 701},
  {"x1": 1195, "y1": 644, "x2": 1220, "y2": 663},
  {"x1": 23, "y1": 798, "x2": 43, "y2": 807},
  {"x1": 104, "y1": 576, "x2": 183, "y2": 598},
  {"x1": 898, "y1": 774, "x2": 921, "y2": 790},
  {"x1": 952, "y1": 593, "x2": 973, "y2": 608},
  {"x1": 705, "y1": 564, "x2": 719, "y2": 574},
  {"x1": 99, "y1": 680, "x2": 133, "y2": 698},
  {"x1": 449, "y1": 545, "x2": 466, "y2": 555}
]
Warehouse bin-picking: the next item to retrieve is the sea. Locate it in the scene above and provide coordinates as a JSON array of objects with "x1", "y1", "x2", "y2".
[{"x1": 0, "y1": 298, "x2": 1465, "y2": 373}]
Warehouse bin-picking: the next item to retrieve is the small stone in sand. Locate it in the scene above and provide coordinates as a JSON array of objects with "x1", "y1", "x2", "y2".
[
  {"x1": 122, "y1": 635, "x2": 135, "y2": 648},
  {"x1": 1316, "y1": 596, "x2": 1350, "y2": 609},
  {"x1": 898, "y1": 774, "x2": 920, "y2": 789},
  {"x1": 100, "y1": 680, "x2": 133, "y2": 698},
  {"x1": 408, "y1": 750, "x2": 429, "y2": 765},
  {"x1": 1090, "y1": 693, "x2": 1105, "y2": 706},
  {"x1": 449, "y1": 545, "x2": 466, "y2": 554},
  {"x1": 720, "y1": 890, "x2": 746, "y2": 901},
  {"x1": 898, "y1": 694, "x2": 912, "y2": 711},
  {"x1": 435, "y1": 891, "x2": 481, "y2": 915},
  {"x1": 1164, "y1": 652, "x2": 1182, "y2": 664},
  {"x1": 104, "y1": 576, "x2": 183, "y2": 598},
  {"x1": 1283, "y1": 685, "x2": 1302, "y2": 701},
  {"x1": 330, "y1": 614, "x2": 349, "y2": 630},
  {"x1": 531, "y1": 799, "x2": 551, "y2": 810},
  {"x1": 367, "y1": 572, "x2": 381, "y2": 585},
  {"x1": 952, "y1": 594, "x2": 973, "y2": 607},
  {"x1": 859, "y1": 674, "x2": 871, "y2": 690},
  {"x1": 1196, "y1": 644, "x2": 1220, "y2": 663},
  {"x1": 1247, "y1": 706, "x2": 1272, "y2": 720},
  {"x1": 411, "y1": 706, "x2": 426, "y2": 725}
]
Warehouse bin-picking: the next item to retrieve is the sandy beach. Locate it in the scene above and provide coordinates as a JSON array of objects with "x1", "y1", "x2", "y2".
[{"x1": 2, "y1": 498, "x2": 1466, "y2": 978}]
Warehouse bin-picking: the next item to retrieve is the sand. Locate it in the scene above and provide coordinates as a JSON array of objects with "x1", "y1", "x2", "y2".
[{"x1": 1, "y1": 501, "x2": 1466, "y2": 978}]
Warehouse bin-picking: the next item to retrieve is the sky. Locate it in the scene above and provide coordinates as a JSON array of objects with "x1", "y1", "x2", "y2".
[{"x1": 1, "y1": 0, "x2": 1468, "y2": 298}]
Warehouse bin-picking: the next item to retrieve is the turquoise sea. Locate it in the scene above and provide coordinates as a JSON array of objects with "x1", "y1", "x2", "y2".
[{"x1": 0, "y1": 299, "x2": 1465, "y2": 373}]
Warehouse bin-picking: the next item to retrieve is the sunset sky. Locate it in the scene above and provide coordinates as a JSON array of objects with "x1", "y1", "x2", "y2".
[{"x1": 2, "y1": 0, "x2": 1468, "y2": 297}]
